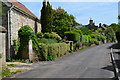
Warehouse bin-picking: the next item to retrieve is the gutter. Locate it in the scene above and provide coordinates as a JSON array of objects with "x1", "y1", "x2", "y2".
[{"x1": 7, "y1": 5, "x2": 14, "y2": 58}]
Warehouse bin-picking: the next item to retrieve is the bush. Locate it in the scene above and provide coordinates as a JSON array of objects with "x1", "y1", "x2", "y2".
[
  {"x1": 82, "y1": 35, "x2": 89, "y2": 46},
  {"x1": 51, "y1": 32, "x2": 62, "y2": 41},
  {"x1": 74, "y1": 30, "x2": 83, "y2": 41},
  {"x1": 38, "y1": 43, "x2": 70, "y2": 61},
  {"x1": 38, "y1": 38, "x2": 57, "y2": 44},
  {"x1": 18, "y1": 25, "x2": 45, "y2": 60},
  {"x1": 43, "y1": 33, "x2": 52, "y2": 39},
  {"x1": 90, "y1": 34, "x2": 106, "y2": 41},
  {"x1": 18, "y1": 25, "x2": 35, "y2": 59},
  {"x1": 37, "y1": 32, "x2": 43, "y2": 38},
  {"x1": 104, "y1": 27, "x2": 116, "y2": 42},
  {"x1": 43, "y1": 32, "x2": 62, "y2": 41},
  {"x1": 64, "y1": 31, "x2": 80, "y2": 43},
  {"x1": 39, "y1": 43, "x2": 48, "y2": 60}
]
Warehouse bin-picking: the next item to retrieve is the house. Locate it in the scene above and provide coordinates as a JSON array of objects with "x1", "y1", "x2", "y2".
[
  {"x1": 1, "y1": 0, "x2": 41, "y2": 59},
  {"x1": 88, "y1": 18, "x2": 98, "y2": 30}
]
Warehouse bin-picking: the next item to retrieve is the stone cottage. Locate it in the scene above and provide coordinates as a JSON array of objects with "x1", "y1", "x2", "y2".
[{"x1": 1, "y1": 0, "x2": 41, "y2": 59}]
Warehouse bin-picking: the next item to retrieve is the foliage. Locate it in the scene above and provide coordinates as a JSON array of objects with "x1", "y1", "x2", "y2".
[
  {"x1": 52, "y1": 7, "x2": 79, "y2": 37},
  {"x1": 109, "y1": 23, "x2": 120, "y2": 32},
  {"x1": 38, "y1": 43, "x2": 70, "y2": 61},
  {"x1": 104, "y1": 27, "x2": 116, "y2": 42},
  {"x1": 18, "y1": 25, "x2": 34, "y2": 59},
  {"x1": 2, "y1": 68, "x2": 23, "y2": 78},
  {"x1": 37, "y1": 32, "x2": 43, "y2": 38},
  {"x1": 82, "y1": 35, "x2": 89, "y2": 46},
  {"x1": 73, "y1": 30, "x2": 83, "y2": 41},
  {"x1": 64, "y1": 31, "x2": 80, "y2": 43},
  {"x1": 51, "y1": 32, "x2": 62, "y2": 40},
  {"x1": 13, "y1": 39, "x2": 20, "y2": 54},
  {"x1": 43, "y1": 33, "x2": 53, "y2": 38},
  {"x1": 0, "y1": 54, "x2": 2, "y2": 58},
  {"x1": 79, "y1": 27, "x2": 92, "y2": 35},
  {"x1": 38, "y1": 38, "x2": 57, "y2": 44},
  {"x1": 43, "y1": 32, "x2": 62, "y2": 41},
  {"x1": 7, "y1": 64, "x2": 18, "y2": 67},
  {"x1": 90, "y1": 34, "x2": 106, "y2": 41},
  {"x1": 6, "y1": 58, "x2": 26, "y2": 63},
  {"x1": 18, "y1": 25, "x2": 45, "y2": 60},
  {"x1": 41, "y1": 1, "x2": 53, "y2": 33},
  {"x1": 41, "y1": 1, "x2": 47, "y2": 33}
]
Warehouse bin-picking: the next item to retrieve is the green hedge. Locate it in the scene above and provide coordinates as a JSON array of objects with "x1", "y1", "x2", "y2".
[
  {"x1": 38, "y1": 43, "x2": 70, "y2": 61},
  {"x1": 37, "y1": 32, "x2": 43, "y2": 38},
  {"x1": 74, "y1": 30, "x2": 83, "y2": 41},
  {"x1": 43, "y1": 32, "x2": 62, "y2": 41},
  {"x1": 64, "y1": 31, "x2": 80, "y2": 43}
]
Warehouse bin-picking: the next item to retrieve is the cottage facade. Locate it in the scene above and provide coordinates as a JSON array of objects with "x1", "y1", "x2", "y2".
[{"x1": 1, "y1": 0, "x2": 41, "y2": 58}]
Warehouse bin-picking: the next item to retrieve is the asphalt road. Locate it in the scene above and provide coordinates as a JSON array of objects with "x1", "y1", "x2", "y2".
[{"x1": 13, "y1": 43, "x2": 114, "y2": 78}]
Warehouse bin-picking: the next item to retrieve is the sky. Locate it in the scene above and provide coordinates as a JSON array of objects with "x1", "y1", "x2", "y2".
[{"x1": 20, "y1": 2, "x2": 118, "y2": 25}]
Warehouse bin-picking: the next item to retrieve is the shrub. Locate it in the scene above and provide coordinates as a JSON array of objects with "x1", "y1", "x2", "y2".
[
  {"x1": 64, "y1": 31, "x2": 80, "y2": 43},
  {"x1": 39, "y1": 43, "x2": 48, "y2": 60},
  {"x1": 74, "y1": 30, "x2": 83, "y2": 41},
  {"x1": 51, "y1": 32, "x2": 62, "y2": 41},
  {"x1": 104, "y1": 27, "x2": 116, "y2": 42},
  {"x1": 0, "y1": 54, "x2": 2, "y2": 58},
  {"x1": 82, "y1": 35, "x2": 89, "y2": 46},
  {"x1": 18, "y1": 25, "x2": 45, "y2": 60},
  {"x1": 13, "y1": 39, "x2": 20, "y2": 54},
  {"x1": 43, "y1": 32, "x2": 62, "y2": 41},
  {"x1": 18, "y1": 25, "x2": 35, "y2": 59},
  {"x1": 38, "y1": 43, "x2": 70, "y2": 61},
  {"x1": 38, "y1": 38, "x2": 57, "y2": 44},
  {"x1": 37, "y1": 32, "x2": 43, "y2": 38},
  {"x1": 43, "y1": 33, "x2": 52, "y2": 39},
  {"x1": 92, "y1": 39, "x2": 99, "y2": 45}
]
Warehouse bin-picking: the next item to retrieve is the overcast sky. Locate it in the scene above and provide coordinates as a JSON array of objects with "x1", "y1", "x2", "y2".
[{"x1": 20, "y1": 2, "x2": 118, "y2": 25}]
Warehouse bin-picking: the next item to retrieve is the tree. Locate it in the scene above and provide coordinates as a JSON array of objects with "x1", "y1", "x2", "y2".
[
  {"x1": 52, "y1": 7, "x2": 79, "y2": 37},
  {"x1": 41, "y1": 0, "x2": 47, "y2": 33},
  {"x1": 41, "y1": 0, "x2": 53, "y2": 33}
]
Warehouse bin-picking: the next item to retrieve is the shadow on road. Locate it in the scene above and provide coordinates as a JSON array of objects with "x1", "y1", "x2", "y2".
[
  {"x1": 101, "y1": 65, "x2": 114, "y2": 72},
  {"x1": 108, "y1": 43, "x2": 120, "y2": 49}
]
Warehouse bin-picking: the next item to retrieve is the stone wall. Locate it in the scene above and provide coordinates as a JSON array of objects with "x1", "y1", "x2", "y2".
[
  {"x1": 9, "y1": 8, "x2": 41, "y2": 58},
  {"x1": 10, "y1": 9, "x2": 41, "y2": 44}
]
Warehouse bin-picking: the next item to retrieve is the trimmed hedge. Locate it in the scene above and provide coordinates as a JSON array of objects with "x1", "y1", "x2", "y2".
[
  {"x1": 38, "y1": 43, "x2": 70, "y2": 61},
  {"x1": 37, "y1": 32, "x2": 43, "y2": 38},
  {"x1": 64, "y1": 31, "x2": 80, "y2": 43},
  {"x1": 38, "y1": 38, "x2": 57, "y2": 44},
  {"x1": 43, "y1": 32, "x2": 62, "y2": 41},
  {"x1": 74, "y1": 30, "x2": 83, "y2": 41}
]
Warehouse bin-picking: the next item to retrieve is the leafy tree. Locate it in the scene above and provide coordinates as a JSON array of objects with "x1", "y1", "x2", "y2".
[
  {"x1": 109, "y1": 23, "x2": 120, "y2": 32},
  {"x1": 52, "y1": 7, "x2": 79, "y2": 37}
]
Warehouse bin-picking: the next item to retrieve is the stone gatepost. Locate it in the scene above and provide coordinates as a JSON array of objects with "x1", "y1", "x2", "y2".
[
  {"x1": 28, "y1": 40, "x2": 35, "y2": 62},
  {"x1": 22, "y1": 40, "x2": 37, "y2": 62},
  {"x1": 0, "y1": 27, "x2": 7, "y2": 67}
]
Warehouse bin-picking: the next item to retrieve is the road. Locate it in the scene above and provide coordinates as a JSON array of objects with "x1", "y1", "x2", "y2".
[{"x1": 13, "y1": 43, "x2": 114, "y2": 78}]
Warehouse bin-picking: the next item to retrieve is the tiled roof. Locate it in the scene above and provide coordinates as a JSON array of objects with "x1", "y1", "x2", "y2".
[{"x1": 7, "y1": 0, "x2": 39, "y2": 20}]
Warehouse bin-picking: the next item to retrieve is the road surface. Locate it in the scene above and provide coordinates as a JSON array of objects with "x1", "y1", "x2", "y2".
[{"x1": 13, "y1": 43, "x2": 114, "y2": 78}]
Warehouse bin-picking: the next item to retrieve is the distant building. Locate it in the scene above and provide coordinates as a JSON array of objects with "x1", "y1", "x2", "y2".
[{"x1": 88, "y1": 18, "x2": 98, "y2": 30}]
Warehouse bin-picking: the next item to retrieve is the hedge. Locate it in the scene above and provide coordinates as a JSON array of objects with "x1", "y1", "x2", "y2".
[
  {"x1": 74, "y1": 30, "x2": 83, "y2": 41},
  {"x1": 38, "y1": 43, "x2": 70, "y2": 61},
  {"x1": 43, "y1": 32, "x2": 62, "y2": 41},
  {"x1": 64, "y1": 31, "x2": 80, "y2": 43},
  {"x1": 37, "y1": 32, "x2": 43, "y2": 38}
]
